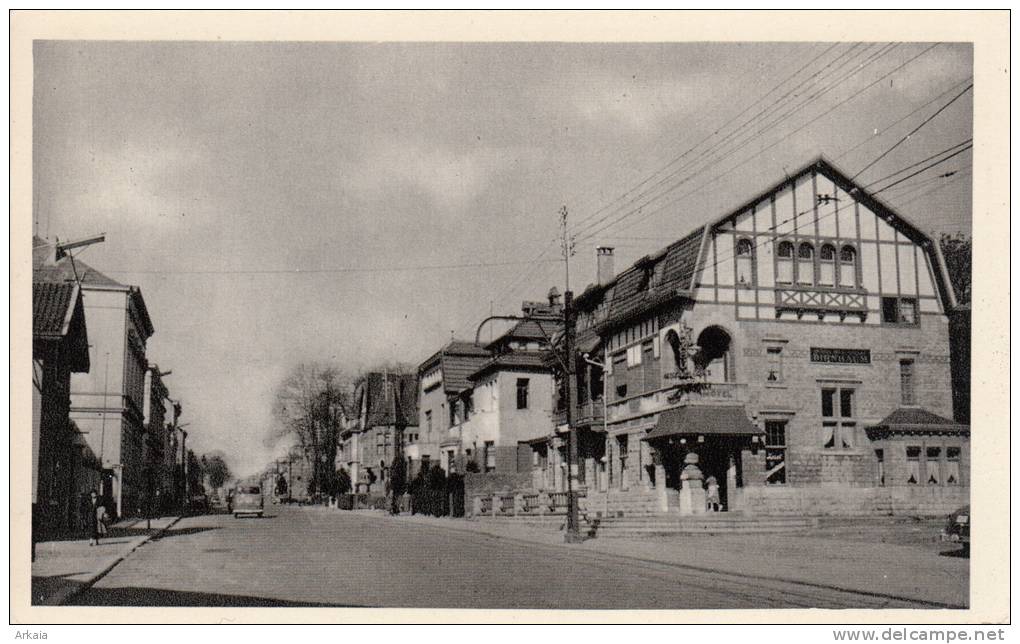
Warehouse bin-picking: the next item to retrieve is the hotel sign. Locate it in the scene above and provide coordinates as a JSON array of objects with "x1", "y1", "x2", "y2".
[{"x1": 810, "y1": 347, "x2": 871, "y2": 364}]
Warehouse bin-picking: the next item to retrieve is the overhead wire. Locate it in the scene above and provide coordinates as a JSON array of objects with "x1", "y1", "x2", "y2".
[
  {"x1": 574, "y1": 43, "x2": 943, "y2": 244},
  {"x1": 573, "y1": 43, "x2": 906, "y2": 244}
]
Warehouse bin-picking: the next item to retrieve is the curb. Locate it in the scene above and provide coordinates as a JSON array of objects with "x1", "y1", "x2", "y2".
[
  {"x1": 346, "y1": 510, "x2": 965, "y2": 609},
  {"x1": 40, "y1": 516, "x2": 183, "y2": 606}
]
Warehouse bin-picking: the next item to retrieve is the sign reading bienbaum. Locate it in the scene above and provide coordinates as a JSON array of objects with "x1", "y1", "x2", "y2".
[{"x1": 809, "y1": 347, "x2": 872, "y2": 364}]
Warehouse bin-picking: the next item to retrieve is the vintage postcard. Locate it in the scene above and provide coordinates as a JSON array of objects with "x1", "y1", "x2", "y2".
[{"x1": 10, "y1": 10, "x2": 1010, "y2": 627}]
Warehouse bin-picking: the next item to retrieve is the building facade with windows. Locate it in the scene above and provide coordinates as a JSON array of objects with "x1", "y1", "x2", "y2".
[
  {"x1": 34, "y1": 237, "x2": 156, "y2": 519},
  {"x1": 529, "y1": 158, "x2": 968, "y2": 517},
  {"x1": 341, "y1": 370, "x2": 419, "y2": 495}
]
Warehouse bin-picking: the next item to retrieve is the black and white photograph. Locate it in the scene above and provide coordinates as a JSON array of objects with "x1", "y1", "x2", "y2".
[{"x1": 13, "y1": 9, "x2": 1009, "y2": 627}]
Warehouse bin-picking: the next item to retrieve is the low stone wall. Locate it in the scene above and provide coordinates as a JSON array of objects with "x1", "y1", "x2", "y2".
[
  {"x1": 463, "y1": 471, "x2": 533, "y2": 498},
  {"x1": 739, "y1": 484, "x2": 968, "y2": 517}
]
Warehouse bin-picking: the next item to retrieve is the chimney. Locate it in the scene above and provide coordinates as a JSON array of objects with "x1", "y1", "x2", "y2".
[{"x1": 596, "y1": 246, "x2": 615, "y2": 285}]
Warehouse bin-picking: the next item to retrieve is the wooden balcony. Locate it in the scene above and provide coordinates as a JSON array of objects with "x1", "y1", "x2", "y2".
[
  {"x1": 774, "y1": 285, "x2": 868, "y2": 321},
  {"x1": 552, "y1": 398, "x2": 606, "y2": 427}
]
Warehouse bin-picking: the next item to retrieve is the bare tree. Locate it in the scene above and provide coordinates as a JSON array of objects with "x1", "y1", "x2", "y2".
[{"x1": 269, "y1": 363, "x2": 354, "y2": 498}]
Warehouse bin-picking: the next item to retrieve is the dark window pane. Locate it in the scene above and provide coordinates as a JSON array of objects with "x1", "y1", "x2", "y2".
[
  {"x1": 821, "y1": 388, "x2": 835, "y2": 417},
  {"x1": 840, "y1": 389, "x2": 854, "y2": 418},
  {"x1": 882, "y1": 297, "x2": 899, "y2": 323}
]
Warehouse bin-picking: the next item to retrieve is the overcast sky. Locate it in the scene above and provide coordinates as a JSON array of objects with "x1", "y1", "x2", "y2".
[{"x1": 33, "y1": 41, "x2": 972, "y2": 476}]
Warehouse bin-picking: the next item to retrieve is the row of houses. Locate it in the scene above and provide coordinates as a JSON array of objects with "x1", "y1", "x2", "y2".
[
  {"x1": 313, "y1": 157, "x2": 971, "y2": 518},
  {"x1": 32, "y1": 235, "x2": 189, "y2": 535}
]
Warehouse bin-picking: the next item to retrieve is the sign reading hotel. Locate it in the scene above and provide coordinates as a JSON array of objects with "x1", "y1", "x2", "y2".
[{"x1": 810, "y1": 347, "x2": 872, "y2": 364}]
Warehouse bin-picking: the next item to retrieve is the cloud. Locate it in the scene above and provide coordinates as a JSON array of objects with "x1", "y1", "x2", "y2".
[{"x1": 340, "y1": 141, "x2": 522, "y2": 211}]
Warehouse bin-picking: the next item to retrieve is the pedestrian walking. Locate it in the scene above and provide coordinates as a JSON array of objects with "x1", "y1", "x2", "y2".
[
  {"x1": 705, "y1": 476, "x2": 721, "y2": 513},
  {"x1": 87, "y1": 490, "x2": 104, "y2": 546}
]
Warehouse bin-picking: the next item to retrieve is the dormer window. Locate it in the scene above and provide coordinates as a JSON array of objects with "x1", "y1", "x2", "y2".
[
  {"x1": 736, "y1": 238, "x2": 754, "y2": 286},
  {"x1": 819, "y1": 244, "x2": 836, "y2": 286},
  {"x1": 797, "y1": 242, "x2": 815, "y2": 286},
  {"x1": 776, "y1": 241, "x2": 794, "y2": 284}
]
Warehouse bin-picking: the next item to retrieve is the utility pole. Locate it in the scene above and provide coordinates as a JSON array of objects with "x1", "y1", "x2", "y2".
[{"x1": 560, "y1": 205, "x2": 583, "y2": 543}]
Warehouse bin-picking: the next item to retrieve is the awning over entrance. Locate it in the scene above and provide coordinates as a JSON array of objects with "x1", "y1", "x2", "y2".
[{"x1": 644, "y1": 406, "x2": 762, "y2": 441}]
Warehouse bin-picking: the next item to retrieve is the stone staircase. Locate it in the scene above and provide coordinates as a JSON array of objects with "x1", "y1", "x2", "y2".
[{"x1": 590, "y1": 513, "x2": 819, "y2": 538}]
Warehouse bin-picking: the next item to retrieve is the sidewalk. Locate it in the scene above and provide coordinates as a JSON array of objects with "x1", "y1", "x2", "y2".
[
  {"x1": 332, "y1": 508, "x2": 968, "y2": 608},
  {"x1": 31, "y1": 515, "x2": 180, "y2": 606}
]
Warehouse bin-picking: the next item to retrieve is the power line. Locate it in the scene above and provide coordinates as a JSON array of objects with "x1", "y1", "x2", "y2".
[
  {"x1": 566, "y1": 42, "x2": 845, "y2": 234},
  {"x1": 573, "y1": 43, "x2": 904, "y2": 243},
  {"x1": 570, "y1": 43, "x2": 881, "y2": 241},
  {"x1": 575, "y1": 43, "x2": 942, "y2": 244},
  {"x1": 851, "y1": 83, "x2": 974, "y2": 181},
  {"x1": 869, "y1": 144, "x2": 973, "y2": 194},
  {"x1": 101, "y1": 257, "x2": 562, "y2": 276}
]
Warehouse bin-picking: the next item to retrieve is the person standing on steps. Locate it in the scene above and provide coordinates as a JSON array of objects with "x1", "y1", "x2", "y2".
[{"x1": 705, "y1": 475, "x2": 721, "y2": 513}]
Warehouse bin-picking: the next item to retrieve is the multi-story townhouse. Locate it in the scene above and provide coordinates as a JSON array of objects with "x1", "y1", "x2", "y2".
[
  {"x1": 342, "y1": 370, "x2": 418, "y2": 495},
  {"x1": 529, "y1": 158, "x2": 968, "y2": 517},
  {"x1": 34, "y1": 237, "x2": 155, "y2": 518}
]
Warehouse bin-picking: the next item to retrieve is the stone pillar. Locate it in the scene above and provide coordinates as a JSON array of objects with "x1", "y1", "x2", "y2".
[
  {"x1": 472, "y1": 495, "x2": 481, "y2": 517},
  {"x1": 655, "y1": 464, "x2": 668, "y2": 513},
  {"x1": 678, "y1": 452, "x2": 706, "y2": 516}
]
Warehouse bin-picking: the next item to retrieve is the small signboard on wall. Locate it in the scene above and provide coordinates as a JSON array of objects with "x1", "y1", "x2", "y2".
[{"x1": 810, "y1": 347, "x2": 872, "y2": 364}]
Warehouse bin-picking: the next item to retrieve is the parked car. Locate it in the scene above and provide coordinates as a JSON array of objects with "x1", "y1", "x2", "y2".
[
  {"x1": 233, "y1": 485, "x2": 264, "y2": 518},
  {"x1": 941, "y1": 504, "x2": 970, "y2": 552}
]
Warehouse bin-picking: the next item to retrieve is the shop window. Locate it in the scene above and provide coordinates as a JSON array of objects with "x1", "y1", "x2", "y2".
[
  {"x1": 776, "y1": 241, "x2": 794, "y2": 284},
  {"x1": 906, "y1": 446, "x2": 921, "y2": 484},
  {"x1": 797, "y1": 242, "x2": 815, "y2": 285},
  {"x1": 839, "y1": 245, "x2": 857, "y2": 288},
  {"x1": 516, "y1": 378, "x2": 530, "y2": 409},
  {"x1": 819, "y1": 244, "x2": 836, "y2": 286},
  {"x1": 882, "y1": 297, "x2": 919, "y2": 325},
  {"x1": 946, "y1": 447, "x2": 961, "y2": 485},
  {"x1": 736, "y1": 238, "x2": 755, "y2": 286},
  {"x1": 900, "y1": 359, "x2": 916, "y2": 405},
  {"x1": 766, "y1": 346, "x2": 783, "y2": 383},
  {"x1": 821, "y1": 387, "x2": 855, "y2": 449},
  {"x1": 764, "y1": 421, "x2": 787, "y2": 485},
  {"x1": 875, "y1": 448, "x2": 885, "y2": 486},
  {"x1": 926, "y1": 446, "x2": 941, "y2": 484},
  {"x1": 484, "y1": 441, "x2": 496, "y2": 472}
]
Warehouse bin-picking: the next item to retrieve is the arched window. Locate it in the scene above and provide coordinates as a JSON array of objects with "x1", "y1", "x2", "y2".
[
  {"x1": 695, "y1": 326, "x2": 734, "y2": 384},
  {"x1": 797, "y1": 242, "x2": 815, "y2": 285},
  {"x1": 776, "y1": 241, "x2": 794, "y2": 284},
  {"x1": 735, "y1": 238, "x2": 754, "y2": 286},
  {"x1": 819, "y1": 243, "x2": 836, "y2": 286},
  {"x1": 839, "y1": 245, "x2": 857, "y2": 288}
]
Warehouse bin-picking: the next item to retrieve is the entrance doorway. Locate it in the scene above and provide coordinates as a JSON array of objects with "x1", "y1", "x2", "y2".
[{"x1": 652, "y1": 436, "x2": 744, "y2": 511}]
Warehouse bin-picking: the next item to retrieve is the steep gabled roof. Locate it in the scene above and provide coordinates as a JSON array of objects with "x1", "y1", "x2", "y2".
[
  {"x1": 468, "y1": 351, "x2": 551, "y2": 381},
  {"x1": 581, "y1": 156, "x2": 957, "y2": 334},
  {"x1": 32, "y1": 235, "x2": 155, "y2": 337},
  {"x1": 418, "y1": 339, "x2": 491, "y2": 394},
  {"x1": 32, "y1": 281, "x2": 90, "y2": 371},
  {"x1": 484, "y1": 316, "x2": 561, "y2": 351},
  {"x1": 358, "y1": 371, "x2": 419, "y2": 429}
]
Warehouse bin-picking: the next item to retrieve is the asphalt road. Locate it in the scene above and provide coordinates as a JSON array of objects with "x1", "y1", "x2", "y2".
[{"x1": 72, "y1": 505, "x2": 939, "y2": 609}]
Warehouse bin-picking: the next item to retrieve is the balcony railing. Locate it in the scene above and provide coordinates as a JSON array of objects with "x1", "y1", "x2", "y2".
[
  {"x1": 553, "y1": 397, "x2": 606, "y2": 426},
  {"x1": 775, "y1": 285, "x2": 868, "y2": 320}
]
